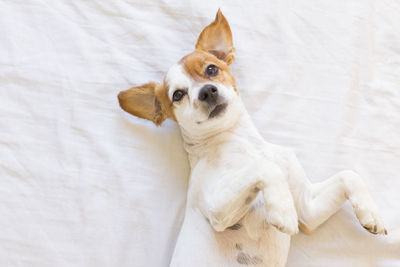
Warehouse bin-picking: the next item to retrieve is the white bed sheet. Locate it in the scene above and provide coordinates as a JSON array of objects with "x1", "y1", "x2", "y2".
[{"x1": 0, "y1": 0, "x2": 399, "y2": 266}]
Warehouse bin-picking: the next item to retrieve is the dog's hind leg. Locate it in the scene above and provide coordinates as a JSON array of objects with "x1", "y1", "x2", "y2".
[{"x1": 286, "y1": 152, "x2": 387, "y2": 235}]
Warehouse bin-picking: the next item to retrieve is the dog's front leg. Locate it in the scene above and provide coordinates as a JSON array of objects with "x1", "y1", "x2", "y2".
[
  {"x1": 261, "y1": 163, "x2": 299, "y2": 235},
  {"x1": 197, "y1": 161, "x2": 298, "y2": 235}
]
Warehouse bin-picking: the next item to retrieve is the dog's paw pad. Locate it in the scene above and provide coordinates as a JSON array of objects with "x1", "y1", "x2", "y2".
[
  {"x1": 362, "y1": 223, "x2": 386, "y2": 235},
  {"x1": 363, "y1": 225, "x2": 377, "y2": 234}
]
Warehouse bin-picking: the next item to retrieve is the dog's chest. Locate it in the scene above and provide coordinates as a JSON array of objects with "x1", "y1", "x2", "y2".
[{"x1": 189, "y1": 138, "x2": 289, "y2": 189}]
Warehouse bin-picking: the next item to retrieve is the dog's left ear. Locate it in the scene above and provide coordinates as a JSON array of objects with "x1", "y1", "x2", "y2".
[{"x1": 195, "y1": 9, "x2": 235, "y2": 65}]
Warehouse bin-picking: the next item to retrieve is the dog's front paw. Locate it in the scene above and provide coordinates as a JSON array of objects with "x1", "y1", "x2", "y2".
[{"x1": 265, "y1": 204, "x2": 299, "y2": 235}]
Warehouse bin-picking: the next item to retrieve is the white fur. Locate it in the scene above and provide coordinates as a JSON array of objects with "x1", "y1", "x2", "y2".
[{"x1": 164, "y1": 63, "x2": 386, "y2": 266}]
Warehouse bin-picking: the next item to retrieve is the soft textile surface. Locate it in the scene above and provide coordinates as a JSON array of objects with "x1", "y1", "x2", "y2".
[{"x1": 1, "y1": 1, "x2": 399, "y2": 266}]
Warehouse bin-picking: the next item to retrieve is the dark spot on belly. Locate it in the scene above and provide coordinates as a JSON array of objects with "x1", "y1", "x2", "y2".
[
  {"x1": 245, "y1": 196, "x2": 253, "y2": 204},
  {"x1": 227, "y1": 223, "x2": 242, "y2": 230},
  {"x1": 237, "y1": 252, "x2": 263, "y2": 265},
  {"x1": 252, "y1": 186, "x2": 260, "y2": 193},
  {"x1": 235, "y1": 243, "x2": 243, "y2": 251}
]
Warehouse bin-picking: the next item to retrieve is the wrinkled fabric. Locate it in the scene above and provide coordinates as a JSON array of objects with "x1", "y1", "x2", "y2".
[{"x1": 0, "y1": 1, "x2": 399, "y2": 266}]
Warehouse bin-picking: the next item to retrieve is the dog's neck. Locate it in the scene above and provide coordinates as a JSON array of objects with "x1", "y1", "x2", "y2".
[{"x1": 179, "y1": 101, "x2": 263, "y2": 169}]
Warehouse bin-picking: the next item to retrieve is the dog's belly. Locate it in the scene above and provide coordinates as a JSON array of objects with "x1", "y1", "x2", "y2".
[{"x1": 170, "y1": 204, "x2": 290, "y2": 267}]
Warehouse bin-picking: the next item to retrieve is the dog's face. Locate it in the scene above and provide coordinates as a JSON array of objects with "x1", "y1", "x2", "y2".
[{"x1": 118, "y1": 10, "x2": 242, "y2": 136}]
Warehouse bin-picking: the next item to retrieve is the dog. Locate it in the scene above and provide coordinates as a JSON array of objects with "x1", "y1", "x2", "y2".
[{"x1": 118, "y1": 9, "x2": 387, "y2": 267}]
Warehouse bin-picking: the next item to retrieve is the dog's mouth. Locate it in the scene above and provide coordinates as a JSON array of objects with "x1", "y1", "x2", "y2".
[
  {"x1": 196, "y1": 103, "x2": 228, "y2": 124},
  {"x1": 208, "y1": 103, "x2": 227, "y2": 119}
]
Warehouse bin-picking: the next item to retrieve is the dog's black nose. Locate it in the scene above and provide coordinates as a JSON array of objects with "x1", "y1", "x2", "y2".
[{"x1": 198, "y1": 85, "x2": 218, "y2": 105}]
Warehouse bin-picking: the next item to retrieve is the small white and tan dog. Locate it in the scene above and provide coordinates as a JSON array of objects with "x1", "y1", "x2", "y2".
[{"x1": 118, "y1": 10, "x2": 387, "y2": 267}]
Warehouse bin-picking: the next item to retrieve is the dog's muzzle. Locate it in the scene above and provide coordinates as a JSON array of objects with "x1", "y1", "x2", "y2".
[{"x1": 197, "y1": 84, "x2": 228, "y2": 121}]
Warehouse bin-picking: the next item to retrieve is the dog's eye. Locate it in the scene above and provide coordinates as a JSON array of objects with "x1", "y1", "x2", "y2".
[
  {"x1": 205, "y1": 64, "x2": 219, "y2": 77},
  {"x1": 173, "y1": 90, "x2": 186, "y2": 102}
]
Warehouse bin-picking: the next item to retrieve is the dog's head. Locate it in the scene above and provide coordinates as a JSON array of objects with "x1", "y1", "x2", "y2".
[{"x1": 118, "y1": 10, "x2": 242, "y2": 136}]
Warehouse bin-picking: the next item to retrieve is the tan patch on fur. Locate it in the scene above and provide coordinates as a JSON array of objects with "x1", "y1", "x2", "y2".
[
  {"x1": 181, "y1": 50, "x2": 237, "y2": 92},
  {"x1": 118, "y1": 82, "x2": 175, "y2": 126}
]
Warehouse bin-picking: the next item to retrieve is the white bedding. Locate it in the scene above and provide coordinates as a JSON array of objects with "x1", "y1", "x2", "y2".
[{"x1": 0, "y1": 0, "x2": 399, "y2": 266}]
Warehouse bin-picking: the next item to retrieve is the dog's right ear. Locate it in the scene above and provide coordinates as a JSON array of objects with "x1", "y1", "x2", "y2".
[{"x1": 118, "y1": 82, "x2": 172, "y2": 126}]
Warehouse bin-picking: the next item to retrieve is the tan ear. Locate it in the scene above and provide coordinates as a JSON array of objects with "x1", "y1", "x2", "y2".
[
  {"x1": 195, "y1": 9, "x2": 235, "y2": 65},
  {"x1": 118, "y1": 82, "x2": 169, "y2": 126}
]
